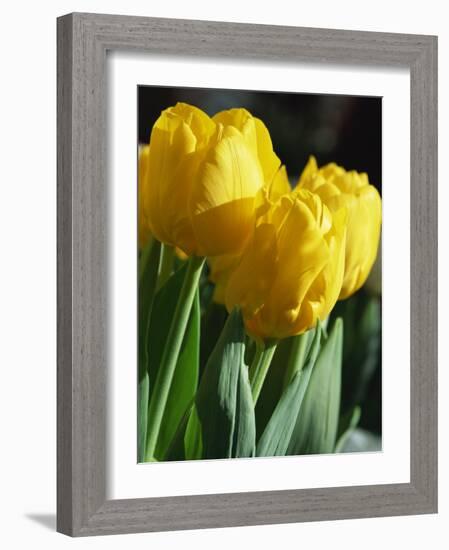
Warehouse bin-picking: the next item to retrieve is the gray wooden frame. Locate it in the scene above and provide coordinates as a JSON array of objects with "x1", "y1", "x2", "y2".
[{"x1": 57, "y1": 12, "x2": 438, "y2": 537}]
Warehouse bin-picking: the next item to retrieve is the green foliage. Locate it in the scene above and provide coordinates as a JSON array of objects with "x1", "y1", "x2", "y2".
[
  {"x1": 332, "y1": 291, "x2": 381, "y2": 434},
  {"x1": 146, "y1": 264, "x2": 200, "y2": 461},
  {"x1": 164, "y1": 402, "x2": 203, "y2": 461},
  {"x1": 196, "y1": 309, "x2": 256, "y2": 459},
  {"x1": 163, "y1": 407, "x2": 190, "y2": 461},
  {"x1": 137, "y1": 239, "x2": 161, "y2": 462},
  {"x1": 287, "y1": 318, "x2": 343, "y2": 455},
  {"x1": 257, "y1": 328, "x2": 322, "y2": 456},
  {"x1": 184, "y1": 405, "x2": 203, "y2": 460},
  {"x1": 141, "y1": 274, "x2": 380, "y2": 461},
  {"x1": 199, "y1": 302, "x2": 228, "y2": 381},
  {"x1": 255, "y1": 336, "x2": 294, "y2": 440}
]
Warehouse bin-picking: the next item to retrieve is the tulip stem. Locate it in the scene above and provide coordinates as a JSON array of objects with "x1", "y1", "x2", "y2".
[
  {"x1": 283, "y1": 331, "x2": 310, "y2": 390},
  {"x1": 157, "y1": 244, "x2": 175, "y2": 291},
  {"x1": 249, "y1": 340, "x2": 278, "y2": 404},
  {"x1": 138, "y1": 238, "x2": 162, "y2": 462},
  {"x1": 139, "y1": 236, "x2": 155, "y2": 283},
  {"x1": 144, "y1": 255, "x2": 205, "y2": 461}
]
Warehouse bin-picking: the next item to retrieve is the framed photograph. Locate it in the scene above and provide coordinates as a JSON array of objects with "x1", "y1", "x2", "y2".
[{"x1": 57, "y1": 12, "x2": 437, "y2": 536}]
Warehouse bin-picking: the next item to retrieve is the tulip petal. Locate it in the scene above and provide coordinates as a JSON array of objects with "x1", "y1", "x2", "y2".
[
  {"x1": 191, "y1": 133, "x2": 264, "y2": 256},
  {"x1": 168, "y1": 102, "x2": 216, "y2": 148},
  {"x1": 338, "y1": 186, "x2": 381, "y2": 298},
  {"x1": 226, "y1": 223, "x2": 279, "y2": 321},
  {"x1": 213, "y1": 108, "x2": 280, "y2": 185},
  {"x1": 145, "y1": 115, "x2": 197, "y2": 245},
  {"x1": 307, "y1": 207, "x2": 347, "y2": 321},
  {"x1": 213, "y1": 108, "x2": 258, "y2": 157},
  {"x1": 253, "y1": 117, "x2": 281, "y2": 185},
  {"x1": 261, "y1": 196, "x2": 330, "y2": 338},
  {"x1": 193, "y1": 132, "x2": 263, "y2": 212}
]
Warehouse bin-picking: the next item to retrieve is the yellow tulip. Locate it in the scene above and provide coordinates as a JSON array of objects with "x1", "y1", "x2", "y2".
[
  {"x1": 297, "y1": 156, "x2": 381, "y2": 299},
  {"x1": 208, "y1": 164, "x2": 291, "y2": 304},
  {"x1": 225, "y1": 188, "x2": 347, "y2": 340},
  {"x1": 141, "y1": 103, "x2": 266, "y2": 257},
  {"x1": 141, "y1": 103, "x2": 214, "y2": 255}
]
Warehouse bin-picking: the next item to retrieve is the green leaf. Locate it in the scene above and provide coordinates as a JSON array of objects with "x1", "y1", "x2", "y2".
[
  {"x1": 147, "y1": 264, "x2": 200, "y2": 461},
  {"x1": 287, "y1": 318, "x2": 343, "y2": 456},
  {"x1": 255, "y1": 328, "x2": 317, "y2": 441},
  {"x1": 138, "y1": 239, "x2": 161, "y2": 462},
  {"x1": 163, "y1": 405, "x2": 191, "y2": 461},
  {"x1": 196, "y1": 309, "x2": 256, "y2": 459},
  {"x1": 199, "y1": 301, "x2": 228, "y2": 381},
  {"x1": 334, "y1": 406, "x2": 361, "y2": 453},
  {"x1": 184, "y1": 405, "x2": 203, "y2": 460},
  {"x1": 164, "y1": 402, "x2": 203, "y2": 461},
  {"x1": 255, "y1": 337, "x2": 293, "y2": 440},
  {"x1": 332, "y1": 292, "x2": 381, "y2": 411},
  {"x1": 282, "y1": 329, "x2": 316, "y2": 389},
  {"x1": 256, "y1": 327, "x2": 322, "y2": 457}
]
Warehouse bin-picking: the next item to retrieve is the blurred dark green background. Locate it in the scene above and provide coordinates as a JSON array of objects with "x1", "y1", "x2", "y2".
[{"x1": 138, "y1": 85, "x2": 382, "y2": 447}]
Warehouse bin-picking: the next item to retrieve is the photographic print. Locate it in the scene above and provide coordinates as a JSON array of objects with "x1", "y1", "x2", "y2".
[{"x1": 137, "y1": 86, "x2": 382, "y2": 463}]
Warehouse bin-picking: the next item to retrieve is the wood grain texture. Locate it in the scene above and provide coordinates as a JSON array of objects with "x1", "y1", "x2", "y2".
[
  {"x1": 57, "y1": 12, "x2": 438, "y2": 536},
  {"x1": 57, "y1": 14, "x2": 74, "y2": 536}
]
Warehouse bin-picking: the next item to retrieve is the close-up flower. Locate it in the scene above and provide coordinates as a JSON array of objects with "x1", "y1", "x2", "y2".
[
  {"x1": 296, "y1": 156, "x2": 382, "y2": 299},
  {"x1": 137, "y1": 92, "x2": 383, "y2": 465},
  {"x1": 139, "y1": 102, "x2": 215, "y2": 255},
  {"x1": 140, "y1": 102, "x2": 270, "y2": 258},
  {"x1": 225, "y1": 188, "x2": 347, "y2": 340}
]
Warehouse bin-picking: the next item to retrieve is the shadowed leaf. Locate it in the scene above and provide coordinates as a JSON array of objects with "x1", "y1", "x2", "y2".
[{"x1": 196, "y1": 309, "x2": 255, "y2": 459}]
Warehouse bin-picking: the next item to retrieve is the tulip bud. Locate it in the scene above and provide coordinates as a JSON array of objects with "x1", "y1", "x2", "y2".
[
  {"x1": 140, "y1": 103, "x2": 267, "y2": 258},
  {"x1": 225, "y1": 189, "x2": 346, "y2": 340},
  {"x1": 297, "y1": 156, "x2": 382, "y2": 299}
]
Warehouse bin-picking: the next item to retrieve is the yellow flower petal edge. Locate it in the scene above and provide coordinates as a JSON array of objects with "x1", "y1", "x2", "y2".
[{"x1": 297, "y1": 156, "x2": 382, "y2": 299}]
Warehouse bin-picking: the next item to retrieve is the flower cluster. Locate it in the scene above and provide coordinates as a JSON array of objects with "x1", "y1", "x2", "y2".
[{"x1": 139, "y1": 103, "x2": 381, "y2": 340}]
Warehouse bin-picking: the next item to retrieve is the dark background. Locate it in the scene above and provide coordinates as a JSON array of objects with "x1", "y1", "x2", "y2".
[
  {"x1": 138, "y1": 85, "x2": 382, "y2": 441},
  {"x1": 138, "y1": 85, "x2": 382, "y2": 192}
]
